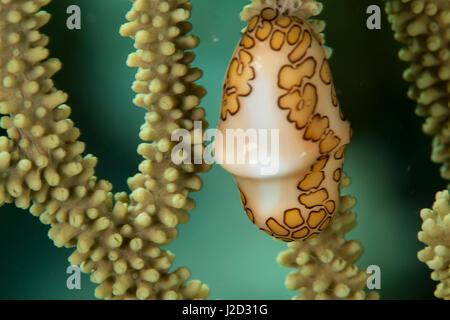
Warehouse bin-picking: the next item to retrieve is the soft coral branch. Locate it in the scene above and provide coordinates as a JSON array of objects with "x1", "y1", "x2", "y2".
[{"x1": 0, "y1": 0, "x2": 209, "y2": 300}]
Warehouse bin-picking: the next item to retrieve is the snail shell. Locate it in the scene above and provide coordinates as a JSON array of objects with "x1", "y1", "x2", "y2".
[{"x1": 214, "y1": 8, "x2": 351, "y2": 242}]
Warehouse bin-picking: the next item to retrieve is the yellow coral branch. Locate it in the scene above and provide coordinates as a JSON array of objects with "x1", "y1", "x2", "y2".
[
  {"x1": 418, "y1": 190, "x2": 450, "y2": 299},
  {"x1": 385, "y1": 0, "x2": 450, "y2": 299},
  {"x1": 386, "y1": 0, "x2": 449, "y2": 181},
  {"x1": 0, "y1": 0, "x2": 209, "y2": 300}
]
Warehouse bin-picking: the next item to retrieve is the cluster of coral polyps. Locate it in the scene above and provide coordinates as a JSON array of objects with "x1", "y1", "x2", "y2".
[
  {"x1": 241, "y1": 0, "x2": 323, "y2": 22},
  {"x1": 417, "y1": 190, "x2": 450, "y2": 299},
  {"x1": 385, "y1": 0, "x2": 450, "y2": 299},
  {"x1": 386, "y1": 0, "x2": 449, "y2": 180},
  {"x1": 0, "y1": 0, "x2": 209, "y2": 299}
]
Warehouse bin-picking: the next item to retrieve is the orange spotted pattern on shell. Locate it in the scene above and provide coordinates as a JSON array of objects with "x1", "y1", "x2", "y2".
[{"x1": 217, "y1": 7, "x2": 351, "y2": 241}]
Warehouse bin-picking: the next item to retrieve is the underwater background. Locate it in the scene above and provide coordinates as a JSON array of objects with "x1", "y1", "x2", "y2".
[{"x1": 0, "y1": 0, "x2": 442, "y2": 299}]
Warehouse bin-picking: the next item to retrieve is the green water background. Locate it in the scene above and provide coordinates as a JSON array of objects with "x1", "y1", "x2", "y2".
[{"x1": 0, "y1": 0, "x2": 442, "y2": 299}]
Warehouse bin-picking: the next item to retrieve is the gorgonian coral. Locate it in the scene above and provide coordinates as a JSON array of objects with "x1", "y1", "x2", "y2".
[
  {"x1": 0, "y1": 0, "x2": 209, "y2": 300},
  {"x1": 417, "y1": 190, "x2": 450, "y2": 299},
  {"x1": 385, "y1": 0, "x2": 449, "y2": 299},
  {"x1": 386, "y1": 0, "x2": 449, "y2": 182}
]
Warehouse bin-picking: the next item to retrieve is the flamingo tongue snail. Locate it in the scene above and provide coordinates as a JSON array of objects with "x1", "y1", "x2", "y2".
[{"x1": 213, "y1": 7, "x2": 352, "y2": 242}]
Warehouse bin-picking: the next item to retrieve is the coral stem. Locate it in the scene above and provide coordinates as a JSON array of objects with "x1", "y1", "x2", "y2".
[
  {"x1": 0, "y1": 0, "x2": 209, "y2": 300},
  {"x1": 385, "y1": 0, "x2": 450, "y2": 299}
]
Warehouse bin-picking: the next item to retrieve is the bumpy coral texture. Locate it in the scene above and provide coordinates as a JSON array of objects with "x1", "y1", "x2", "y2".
[
  {"x1": 385, "y1": 0, "x2": 449, "y2": 299},
  {"x1": 0, "y1": 0, "x2": 209, "y2": 300},
  {"x1": 241, "y1": 0, "x2": 378, "y2": 299},
  {"x1": 241, "y1": 0, "x2": 323, "y2": 21},
  {"x1": 417, "y1": 190, "x2": 450, "y2": 299}
]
